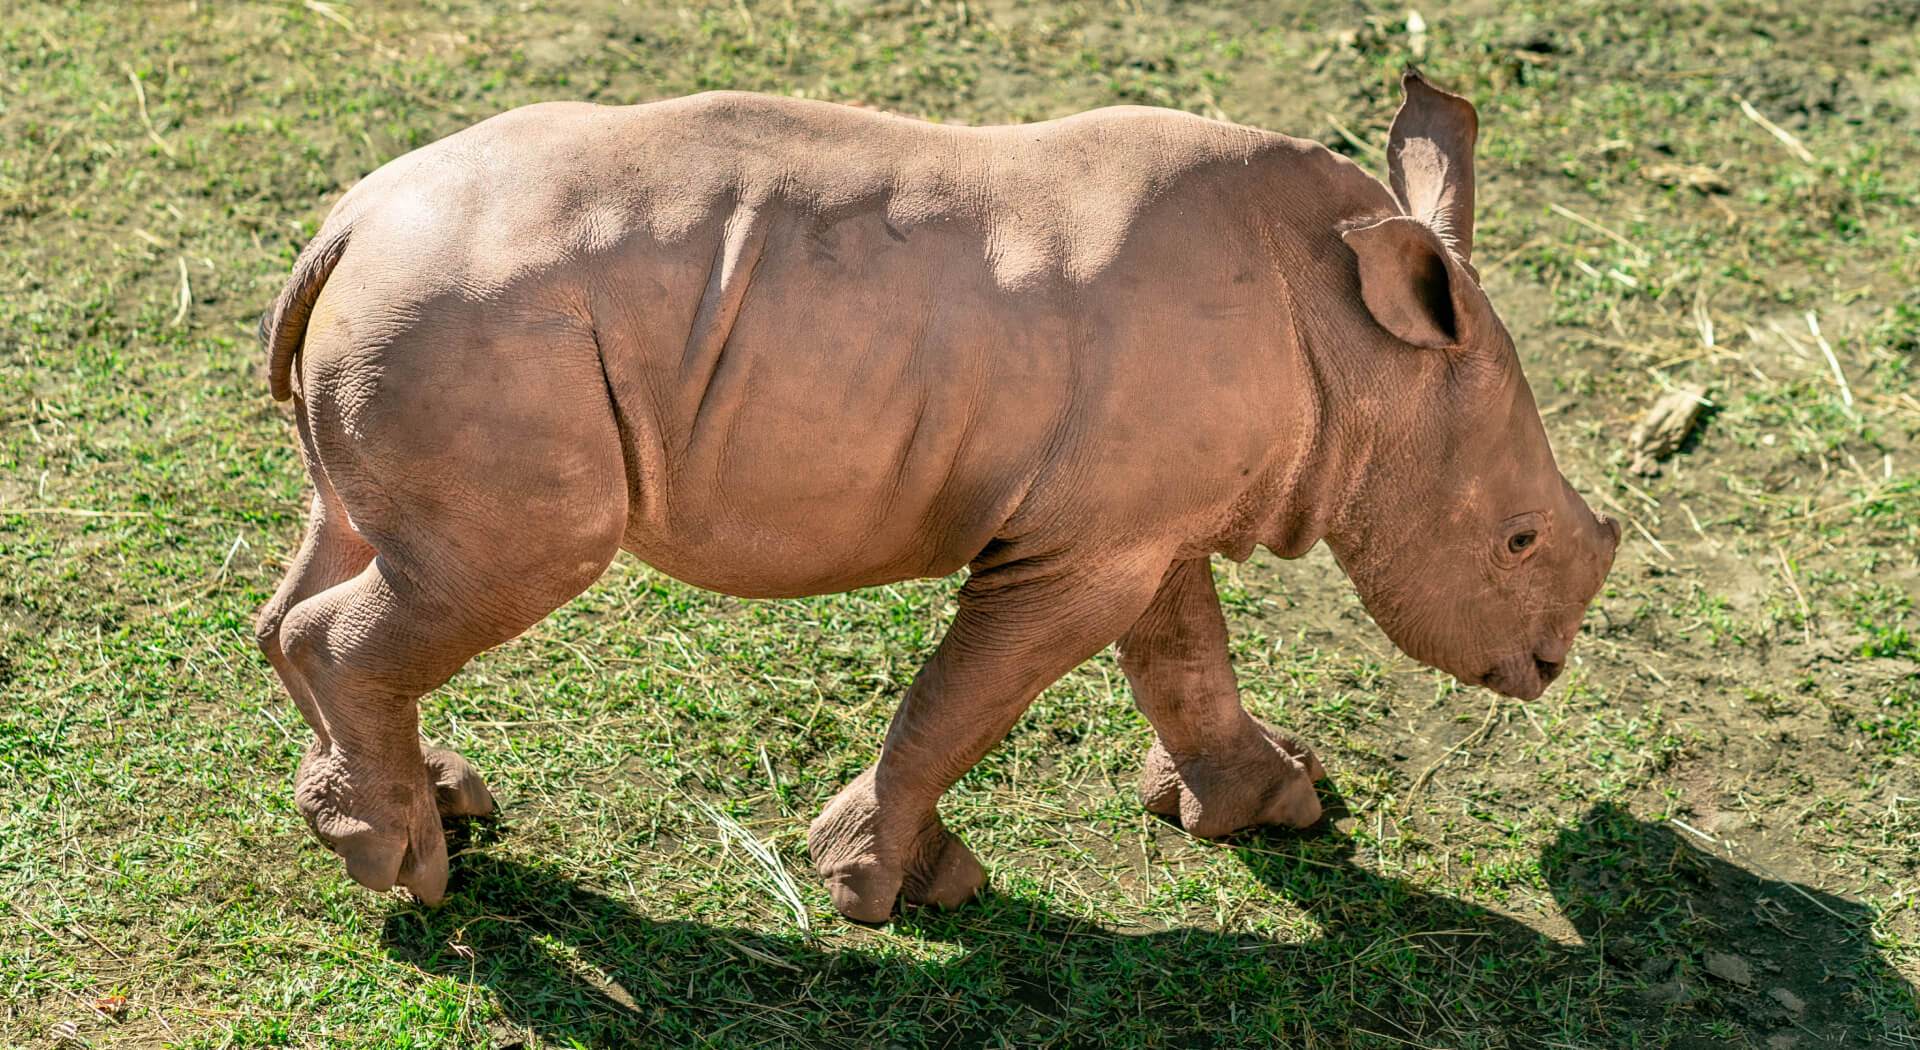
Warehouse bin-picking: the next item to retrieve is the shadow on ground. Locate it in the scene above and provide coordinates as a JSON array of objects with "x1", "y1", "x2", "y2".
[{"x1": 384, "y1": 802, "x2": 1914, "y2": 1049}]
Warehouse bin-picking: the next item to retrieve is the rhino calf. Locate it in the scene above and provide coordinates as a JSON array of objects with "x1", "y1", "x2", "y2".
[{"x1": 255, "y1": 71, "x2": 1618, "y2": 921}]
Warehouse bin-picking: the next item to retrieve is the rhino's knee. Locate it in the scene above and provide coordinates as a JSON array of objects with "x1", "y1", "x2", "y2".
[
  {"x1": 276, "y1": 596, "x2": 345, "y2": 687},
  {"x1": 254, "y1": 598, "x2": 290, "y2": 665}
]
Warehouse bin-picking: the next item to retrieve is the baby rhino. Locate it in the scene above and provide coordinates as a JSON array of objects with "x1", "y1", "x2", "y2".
[{"x1": 255, "y1": 71, "x2": 1619, "y2": 921}]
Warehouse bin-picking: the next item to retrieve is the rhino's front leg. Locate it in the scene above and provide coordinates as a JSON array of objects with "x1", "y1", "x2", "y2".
[
  {"x1": 809, "y1": 556, "x2": 1164, "y2": 922},
  {"x1": 1117, "y1": 558, "x2": 1325, "y2": 837}
]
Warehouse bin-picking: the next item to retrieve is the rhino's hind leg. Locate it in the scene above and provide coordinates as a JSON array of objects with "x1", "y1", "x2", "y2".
[
  {"x1": 809, "y1": 557, "x2": 1165, "y2": 922},
  {"x1": 262, "y1": 309, "x2": 629, "y2": 903},
  {"x1": 273, "y1": 517, "x2": 619, "y2": 901},
  {"x1": 256, "y1": 434, "x2": 503, "y2": 830},
  {"x1": 1117, "y1": 559, "x2": 1325, "y2": 838}
]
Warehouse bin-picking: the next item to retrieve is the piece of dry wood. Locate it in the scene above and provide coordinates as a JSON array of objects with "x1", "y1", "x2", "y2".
[
  {"x1": 1641, "y1": 163, "x2": 1730, "y2": 194},
  {"x1": 1628, "y1": 385, "x2": 1709, "y2": 475}
]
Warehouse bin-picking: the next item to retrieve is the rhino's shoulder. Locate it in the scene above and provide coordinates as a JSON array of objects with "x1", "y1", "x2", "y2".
[{"x1": 947, "y1": 106, "x2": 1386, "y2": 286}]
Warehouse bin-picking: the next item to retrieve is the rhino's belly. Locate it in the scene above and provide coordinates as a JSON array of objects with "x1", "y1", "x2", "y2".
[
  {"x1": 616, "y1": 428, "x2": 1031, "y2": 599},
  {"x1": 621, "y1": 519, "x2": 972, "y2": 600}
]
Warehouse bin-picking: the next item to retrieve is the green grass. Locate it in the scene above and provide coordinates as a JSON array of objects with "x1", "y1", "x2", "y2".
[{"x1": 3, "y1": 1, "x2": 1917, "y2": 1047}]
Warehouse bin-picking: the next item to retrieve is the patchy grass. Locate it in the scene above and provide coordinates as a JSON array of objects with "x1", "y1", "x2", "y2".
[{"x1": 2, "y1": 1, "x2": 1916, "y2": 1047}]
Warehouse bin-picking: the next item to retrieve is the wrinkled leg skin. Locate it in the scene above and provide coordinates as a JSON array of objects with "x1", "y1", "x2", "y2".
[
  {"x1": 1117, "y1": 559, "x2": 1325, "y2": 838},
  {"x1": 253, "y1": 323, "x2": 626, "y2": 903},
  {"x1": 808, "y1": 557, "x2": 1166, "y2": 922}
]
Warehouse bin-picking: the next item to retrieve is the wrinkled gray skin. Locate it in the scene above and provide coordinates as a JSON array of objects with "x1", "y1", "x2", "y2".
[{"x1": 255, "y1": 71, "x2": 1620, "y2": 921}]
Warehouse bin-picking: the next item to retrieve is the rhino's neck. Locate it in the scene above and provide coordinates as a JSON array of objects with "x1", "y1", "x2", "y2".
[
  {"x1": 1210, "y1": 249, "x2": 1353, "y2": 563},
  {"x1": 1241, "y1": 201, "x2": 1443, "y2": 564},
  {"x1": 1190, "y1": 142, "x2": 1411, "y2": 564},
  {"x1": 1288, "y1": 284, "x2": 1450, "y2": 571}
]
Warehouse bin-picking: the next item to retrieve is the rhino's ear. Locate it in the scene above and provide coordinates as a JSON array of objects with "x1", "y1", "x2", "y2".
[
  {"x1": 1388, "y1": 67, "x2": 1478, "y2": 260},
  {"x1": 1341, "y1": 214, "x2": 1488, "y2": 350}
]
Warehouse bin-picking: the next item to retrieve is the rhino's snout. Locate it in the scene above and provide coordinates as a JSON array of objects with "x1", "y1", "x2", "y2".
[
  {"x1": 1479, "y1": 613, "x2": 1583, "y2": 700},
  {"x1": 1532, "y1": 653, "x2": 1564, "y2": 684},
  {"x1": 1479, "y1": 647, "x2": 1565, "y2": 701}
]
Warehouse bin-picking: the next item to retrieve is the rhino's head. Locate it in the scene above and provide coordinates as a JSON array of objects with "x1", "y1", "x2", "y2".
[{"x1": 1322, "y1": 70, "x2": 1620, "y2": 701}]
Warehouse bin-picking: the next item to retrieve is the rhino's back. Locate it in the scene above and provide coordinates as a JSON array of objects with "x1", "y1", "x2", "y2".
[
  {"x1": 319, "y1": 94, "x2": 1383, "y2": 597},
  {"x1": 346, "y1": 92, "x2": 1301, "y2": 288}
]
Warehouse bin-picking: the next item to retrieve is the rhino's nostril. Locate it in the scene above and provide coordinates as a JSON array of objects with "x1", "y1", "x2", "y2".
[{"x1": 1534, "y1": 656, "x2": 1563, "y2": 683}]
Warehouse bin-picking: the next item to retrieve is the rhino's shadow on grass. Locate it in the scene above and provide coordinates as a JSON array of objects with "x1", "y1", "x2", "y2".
[{"x1": 382, "y1": 801, "x2": 1915, "y2": 1049}]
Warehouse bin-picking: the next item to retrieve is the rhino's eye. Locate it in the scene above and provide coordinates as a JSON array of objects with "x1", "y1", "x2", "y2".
[{"x1": 1498, "y1": 513, "x2": 1545, "y2": 564}]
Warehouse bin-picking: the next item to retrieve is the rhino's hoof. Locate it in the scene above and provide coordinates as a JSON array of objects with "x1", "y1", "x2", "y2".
[
  {"x1": 809, "y1": 770, "x2": 987, "y2": 923},
  {"x1": 294, "y1": 745, "x2": 451, "y2": 905},
  {"x1": 423, "y1": 746, "x2": 497, "y2": 820},
  {"x1": 1140, "y1": 717, "x2": 1326, "y2": 838},
  {"x1": 816, "y1": 825, "x2": 985, "y2": 923}
]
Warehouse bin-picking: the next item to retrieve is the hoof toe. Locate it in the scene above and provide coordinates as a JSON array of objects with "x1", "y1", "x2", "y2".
[
  {"x1": 424, "y1": 746, "x2": 497, "y2": 819},
  {"x1": 821, "y1": 860, "x2": 904, "y2": 924},
  {"x1": 903, "y1": 828, "x2": 986, "y2": 911},
  {"x1": 332, "y1": 822, "x2": 408, "y2": 893}
]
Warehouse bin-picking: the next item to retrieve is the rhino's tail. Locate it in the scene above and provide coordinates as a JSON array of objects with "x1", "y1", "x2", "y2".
[{"x1": 259, "y1": 224, "x2": 351, "y2": 402}]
